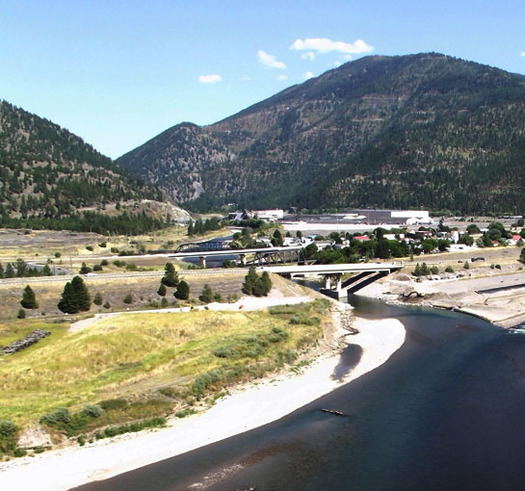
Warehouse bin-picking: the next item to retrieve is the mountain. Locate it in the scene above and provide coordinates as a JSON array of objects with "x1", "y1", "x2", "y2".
[
  {"x1": 0, "y1": 100, "x2": 189, "y2": 231},
  {"x1": 118, "y1": 53, "x2": 525, "y2": 215}
]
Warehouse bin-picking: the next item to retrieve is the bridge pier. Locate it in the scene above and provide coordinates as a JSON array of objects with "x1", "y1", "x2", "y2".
[
  {"x1": 199, "y1": 256, "x2": 206, "y2": 268},
  {"x1": 239, "y1": 254, "x2": 246, "y2": 266},
  {"x1": 320, "y1": 273, "x2": 342, "y2": 299}
]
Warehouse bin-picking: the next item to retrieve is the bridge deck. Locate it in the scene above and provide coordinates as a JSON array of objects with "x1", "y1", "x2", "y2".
[{"x1": 258, "y1": 263, "x2": 403, "y2": 275}]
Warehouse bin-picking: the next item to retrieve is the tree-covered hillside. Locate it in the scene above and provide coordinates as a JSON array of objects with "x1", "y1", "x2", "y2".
[
  {"x1": 0, "y1": 101, "x2": 187, "y2": 232},
  {"x1": 117, "y1": 53, "x2": 525, "y2": 215}
]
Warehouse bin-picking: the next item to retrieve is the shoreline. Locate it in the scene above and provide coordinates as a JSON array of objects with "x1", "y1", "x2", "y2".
[
  {"x1": 0, "y1": 311, "x2": 406, "y2": 491},
  {"x1": 358, "y1": 271, "x2": 525, "y2": 329}
]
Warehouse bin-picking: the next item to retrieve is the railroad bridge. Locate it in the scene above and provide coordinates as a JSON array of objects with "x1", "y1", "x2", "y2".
[{"x1": 170, "y1": 245, "x2": 304, "y2": 268}]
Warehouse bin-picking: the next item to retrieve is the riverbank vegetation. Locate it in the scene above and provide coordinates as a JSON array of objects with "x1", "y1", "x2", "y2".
[{"x1": 0, "y1": 298, "x2": 330, "y2": 459}]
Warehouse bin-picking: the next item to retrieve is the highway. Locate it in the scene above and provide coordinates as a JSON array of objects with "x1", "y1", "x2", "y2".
[{"x1": 0, "y1": 268, "x2": 245, "y2": 286}]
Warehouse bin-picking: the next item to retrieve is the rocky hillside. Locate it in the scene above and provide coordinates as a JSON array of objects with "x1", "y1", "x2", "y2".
[
  {"x1": 0, "y1": 100, "x2": 189, "y2": 230},
  {"x1": 117, "y1": 53, "x2": 525, "y2": 214}
]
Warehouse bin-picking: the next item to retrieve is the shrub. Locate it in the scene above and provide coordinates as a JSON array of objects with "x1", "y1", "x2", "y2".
[
  {"x1": 100, "y1": 259, "x2": 109, "y2": 266},
  {"x1": 40, "y1": 407, "x2": 71, "y2": 426},
  {"x1": 123, "y1": 293, "x2": 134, "y2": 304},
  {"x1": 445, "y1": 265, "x2": 454, "y2": 273},
  {"x1": 175, "y1": 408, "x2": 198, "y2": 419},
  {"x1": 103, "y1": 301, "x2": 111, "y2": 309},
  {"x1": 17, "y1": 308, "x2": 26, "y2": 319},
  {"x1": 0, "y1": 420, "x2": 18, "y2": 438},
  {"x1": 93, "y1": 264, "x2": 103, "y2": 272},
  {"x1": 99, "y1": 399, "x2": 127, "y2": 411},
  {"x1": 93, "y1": 292, "x2": 103, "y2": 306},
  {"x1": 80, "y1": 405, "x2": 104, "y2": 418}
]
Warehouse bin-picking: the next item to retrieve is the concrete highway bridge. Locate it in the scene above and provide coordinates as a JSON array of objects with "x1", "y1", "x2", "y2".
[
  {"x1": 258, "y1": 262, "x2": 404, "y2": 299},
  {"x1": 170, "y1": 247, "x2": 403, "y2": 299}
]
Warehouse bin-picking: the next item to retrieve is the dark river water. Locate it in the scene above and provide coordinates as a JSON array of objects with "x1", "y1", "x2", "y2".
[{"x1": 77, "y1": 296, "x2": 525, "y2": 491}]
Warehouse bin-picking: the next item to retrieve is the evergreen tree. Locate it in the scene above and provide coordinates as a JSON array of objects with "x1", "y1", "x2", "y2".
[
  {"x1": 79, "y1": 262, "x2": 91, "y2": 274},
  {"x1": 199, "y1": 284, "x2": 214, "y2": 303},
  {"x1": 242, "y1": 266, "x2": 259, "y2": 295},
  {"x1": 58, "y1": 276, "x2": 91, "y2": 314},
  {"x1": 157, "y1": 283, "x2": 167, "y2": 296},
  {"x1": 0, "y1": 263, "x2": 4, "y2": 279},
  {"x1": 15, "y1": 258, "x2": 27, "y2": 277},
  {"x1": 252, "y1": 277, "x2": 267, "y2": 297},
  {"x1": 271, "y1": 229, "x2": 283, "y2": 247},
  {"x1": 161, "y1": 262, "x2": 179, "y2": 287},
  {"x1": 174, "y1": 280, "x2": 190, "y2": 300},
  {"x1": 261, "y1": 271, "x2": 272, "y2": 294},
  {"x1": 20, "y1": 285, "x2": 38, "y2": 309},
  {"x1": 187, "y1": 220, "x2": 194, "y2": 236},
  {"x1": 93, "y1": 292, "x2": 103, "y2": 306},
  {"x1": 520, "y1": 247, "x2": 525, "y2": 264},
  {"x1": 5, "y1": 263, "x2": 15, "y2": 278}
]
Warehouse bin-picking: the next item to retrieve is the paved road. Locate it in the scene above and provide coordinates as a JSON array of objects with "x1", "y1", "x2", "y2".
[
  {"x1": 0, "y1": 268, "x2": 245, "y2": 286},
  {"x1": 429, "y1": 271, "x2": 525, "y2": 295}
]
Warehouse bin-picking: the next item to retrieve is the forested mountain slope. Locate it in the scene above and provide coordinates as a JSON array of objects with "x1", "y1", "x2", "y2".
[
  {"x1": 0, "y1": 101, "x2": 188, "y2": 231},
  {"x1": 118, "y1": 53, "x2": 525, "y2": 214}
]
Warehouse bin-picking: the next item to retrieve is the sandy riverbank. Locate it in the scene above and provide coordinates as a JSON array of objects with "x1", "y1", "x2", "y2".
[
  {"x1": 0, "y1": 311, "x2": 405, "y2": 491},
  {"x1": 358, "y1": 269, "x2": 525, "y2": 328}
]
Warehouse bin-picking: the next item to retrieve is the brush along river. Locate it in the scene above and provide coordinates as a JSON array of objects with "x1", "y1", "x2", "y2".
[{"x1": 70, "y1": 294, "x2": 525, "y2": 491}]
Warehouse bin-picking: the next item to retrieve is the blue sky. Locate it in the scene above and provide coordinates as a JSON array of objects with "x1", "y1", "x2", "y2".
[{"x1": 2, "y1": 0, "x2": 525, "y2": 159}]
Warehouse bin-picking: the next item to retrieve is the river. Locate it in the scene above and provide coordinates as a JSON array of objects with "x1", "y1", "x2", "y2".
[{"x1": 77, "y1": 296, "x2": 525, "y2": 490}]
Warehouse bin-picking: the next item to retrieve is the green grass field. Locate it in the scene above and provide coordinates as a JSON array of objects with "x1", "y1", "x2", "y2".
[{"x1": 0, "y1": 300, "x2": 330, "y2": 438}]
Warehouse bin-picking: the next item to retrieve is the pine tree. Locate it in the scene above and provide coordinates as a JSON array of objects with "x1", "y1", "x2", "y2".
[
  {"x1": 157, "y1": 283, "x2": 167, "y2": 296},
  {"x1": 5, "y1": 263, "x2": 15, "y2": 278},
  {"x1": 161, "y1": 262, "x2": 179, "y2": 287},
  {"x1": 58, "y1": 276, "x2": 91, "y2": 314},
  {"x1": 199, "y1": 284, "x2": 214, "y2": 303},
  {"x1": 242, "y1": 266, "x2": 259, "y2": 295},
  {"x1": 174, "y1": 280, "x2": 190, "y2": 300},
  {"x1": 20, "y1": 285, "x2": 38, "y2": 309},
  {"x1": 261, "y1": 271, "x2": 272, "y2": 295},
  {"x1": 252, "y1": 278, "x2": 267, "y2": 297}
]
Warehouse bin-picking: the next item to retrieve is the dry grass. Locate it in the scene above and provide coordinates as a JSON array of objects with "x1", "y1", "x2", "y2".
[
  {"x1": 0, "y1": 270, "x2": 246, "y2": 321},
  {"x1": 0, "y1": 301, "x2": 329, "y2": 428}
]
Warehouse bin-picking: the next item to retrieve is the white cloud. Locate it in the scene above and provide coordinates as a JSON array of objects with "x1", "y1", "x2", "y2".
[
  {"x1": 521, "y1": 51, "x2": 525, "y2": 57},
  {"x1": 198, "y1": 74, "x2": 222, "y2": 84},
  {"x1": 304, "y1": 71, "x2": 314, "y2": 80},
  {"x1": 290, "y1": 37, "x2": 374, "y2": 55},
  {"x1": 301, "y1": 52, "x2": 315, "y2": 61},
  {"x1": 241, "y1": 75, "x2": 252, "y2": 81},
  {"x1": 257, "y1": 50, "x2": 286, "y2": 69},
  {"x1": 277, "y1": 74, "x2": 288, "y2": 81}
]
